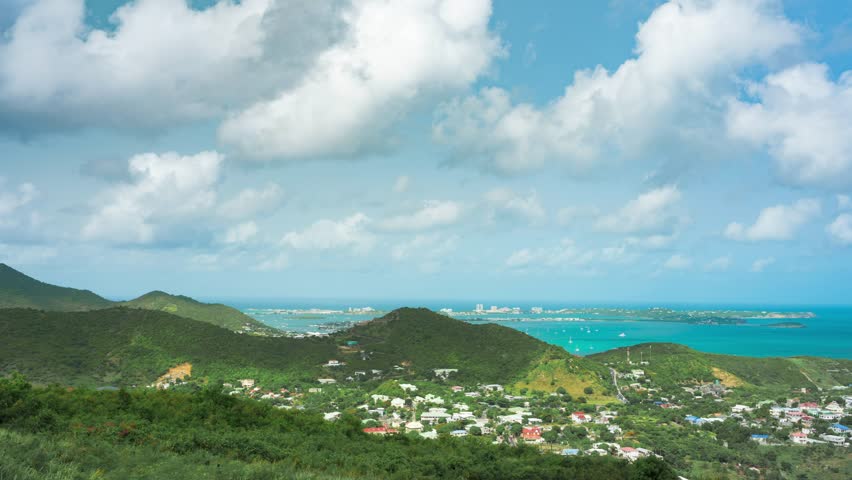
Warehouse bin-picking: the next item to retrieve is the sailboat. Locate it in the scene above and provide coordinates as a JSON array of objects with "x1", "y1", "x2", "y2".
[
  {"x1": 568, "y1": 336, "x2": 573, "y2": 344},
  {"x1": 618, "y1": 332, "x2": 626, "y2": 337}
]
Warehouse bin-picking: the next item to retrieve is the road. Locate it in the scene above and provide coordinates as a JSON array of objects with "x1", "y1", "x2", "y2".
[{"x1": 609, "y1": 368, "x2": 628, "y2": 404}]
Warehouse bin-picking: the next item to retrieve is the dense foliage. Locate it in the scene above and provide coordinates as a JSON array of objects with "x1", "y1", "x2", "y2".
[
  {"x1": 0, "y1": 308, "x2": 336, "y2": 387},
  {"x1": 0, "y1": 263, "x2": 112, "y2": 311},
  {"x1": 589, "y1": 343, "x2": 852, "y2": 392},
  {"x1": 120, "y1": 290, "x2": 275, "y2": 332},
  {"x1": 0, "y1": 375, "x2": 673, "y2": 480}
]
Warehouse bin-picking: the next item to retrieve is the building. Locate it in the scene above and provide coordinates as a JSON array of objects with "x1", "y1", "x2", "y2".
[
  {"x1": 789, "y1": 431, "x2": 808, "y2": 444},
  {"x1": 561, "y1": 448, "x2": 580, "y2": 456},
  {"x1": 750, "y1": 434, "x2": 769, "y2": 445},
  {"x1": 363, "y1": 426, "x2": 398, "y2": 435},
  {"x1": 405, "y1": 421, "x2": 424, "y2": 432},
  {"x1": 829, "y1": 423, "x2": 849, "y2": 435},
  {"x1": 572, "y1": 411, "x2": 590, "y2": 423},
  {"x1": 239, "y1": 379, "x2": 255, "y2": 388},
  {"x1": 521, "y1": 426, "x2": 542, "y2": 441},
  {"x1": 317, "y1": 378, "x2": 336, "y2": 385},
  {"x1": 451, "y1": 385, "x2": 464, "y2": 393}
]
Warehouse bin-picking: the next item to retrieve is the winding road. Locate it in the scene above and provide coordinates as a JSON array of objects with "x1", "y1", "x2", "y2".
[{"x1": 609, "y1": 368, "x2": 628, "y2": 404}]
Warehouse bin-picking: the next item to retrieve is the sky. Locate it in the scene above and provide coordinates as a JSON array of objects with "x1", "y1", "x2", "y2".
[{"x1": 1, "y1": 0, "x2": 852, "y2": 305}]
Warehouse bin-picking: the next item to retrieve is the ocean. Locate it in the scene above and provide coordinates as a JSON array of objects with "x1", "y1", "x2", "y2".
[{"x1": 233, "y1": 300, "x2": 852, "y2": 359}]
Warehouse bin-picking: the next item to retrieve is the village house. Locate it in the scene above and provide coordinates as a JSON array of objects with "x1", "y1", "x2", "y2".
[
  {"x1": 390, "y1": 397, "x2": 406, "y2": 408},
  {"x1": 363, "y1": 426, "x2": 398, "y2": 435},
  {"x1": 323, "y1": 359, "x2": 345, "y2": 367},
  {"x1": 451, "y1": 386, "x2": 464, "y2": 393},
  {"x1": 399, "y1": 383, "x2": 418, "y2": 392},
  {"x1": 323, "y1": 412, "x2": 341, "y2": 421},
  {"x1": 521, "y1": 426, "x2": 542, "y2": 442},
  {"x1": 481, "y1": 384, "x2": 504, "y2": 392},
  {"x1": 829, "y1": 423, "x2": 849, "y2": 435},
  {"x1": 450, "y1": 430, "x2": 467, "y2": 437},
  {"x1": 420, "y1": 408, "x2": 451, "y2": 424},
  {"x1": 571, "y1": 411, "x2": 591, "y2": 424},
  {"x1": 405, "y1": 421, "x2": 423, "y2": 432},
  {"x1": 789, "y1": 431, "x2": 809, "y2": 444},
  {"x1": 317, "y1": 378, "x2": 336, "y2": 385},
  {"x1": 750, "y1": 434, "x2": 769, "y2": 445},
  {"x1": 239, "y1": 379, "x2": 255, "y2": 388},
  {"x1": 731, "y1": 404, "x2": 753, "y2": 414}
]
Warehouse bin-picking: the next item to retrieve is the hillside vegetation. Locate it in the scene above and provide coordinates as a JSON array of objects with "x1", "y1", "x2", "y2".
[
  {"x1": 334, "y1": 308, "x2": 613, "y2": 396},
  {"x1": 0, "y1": 264, "x2": 271, "y2": 333},
  {"x1": 0, "y1": 376, "x2": 668, "y2": 480},
  {"x1": 120, "y1": 290, "x2": 275, "y2": 333},
  {"x1": 0, "y1": 308, "x2": 335, "y2": 387},
  {"x1": 0, "y1": 263, "x2": 112, "y2": 311},
  {"x1": 589, "y1": 343, "x2": 852, "y2": 391}
]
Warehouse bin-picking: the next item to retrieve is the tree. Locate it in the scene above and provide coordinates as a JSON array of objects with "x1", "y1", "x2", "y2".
[
  {"x1": 468, "y1": 426, "x2": 482, "y2": 436},
  {"x1": 629, "y1": 456, "x2": 677, "y2": 480},
  {"x1": 583, "y1": 386, "x2": 594, "y2": 395},
  {"x1": 556, "y1": 386, "x2": 567, "y2": 395}
]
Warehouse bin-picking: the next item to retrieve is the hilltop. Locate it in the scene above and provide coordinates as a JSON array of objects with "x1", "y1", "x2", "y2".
[
  {"x1": 0, "y1": 264, "x2": 270, "y2": 333},
  {"x1": 589, "y1": 342, "x2": 852, "y2": 391},
  {"x1": 334, "y1": 307, "x2": 614, "y2": 398},
  {"x1": 0, "y1": 306, "x2": 614, "y2": 398},
  {"x1": 120, "y1": 290, "x2": 275, "y2": 334},
  {"x1": 0, "y1": 263, "x2": 112, "y2": 311}
]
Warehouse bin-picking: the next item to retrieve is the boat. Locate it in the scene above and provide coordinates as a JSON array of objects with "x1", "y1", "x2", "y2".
[
  {"x1": 618, "y1": 332, "x2": 626, "y2": 337},
  {"x1": 569, "y1": 336, "x2": 572, "y2": 344}
]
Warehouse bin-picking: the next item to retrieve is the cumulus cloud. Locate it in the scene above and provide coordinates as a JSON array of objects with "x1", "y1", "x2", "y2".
[
  {"x1": 750, "y1": 256, "x2": 776, "y2": 272},
  {"x1": 705, "y1": 255, "x2": 733, "y2": 271},
  {"x1": 0, "y1": 243, "x2": 57, "y2": 265},
  {"x1": 595, "y1": 185, "x2": 682, "y2": 234},
  {"x1": 281, "y1": 213, "x2": 374, "y2": 252},
  {"x1": 0, "y1": 180, "x2": 37, "y2": 217},
  {"x1": 663, "y1": 253, "x2": 692, "y2": 269},
  {"x1": 223, "y1": 221, "x2": 259, "y2": 245},
  {"x1": 254, "y1": 253, "x2": 290, "y2": 271},
  {"x1": 826, "y1": 214, "x2": 852, "y2": 245},
  {"x1": 218, "y1": 183, "x2": 284, "y2": 220},
  {"x1": 724, "y1": 198, "x2": 820, "y2": 241},
  {"x1": 379, "y1": 200, "x2": 463, "y2": 232},
  {"x1": 0, "y1": 0, "x2": 346, "y2": 134},
  {"x1": 727, "y1": 63, "x2": 852, "y2": 188},
  {"x1": 81, "y1": 151, "x2": 223, "y2": 245},
  {"x1": 434, "y1": 0, "x2": 800, "y2": 174},
  {"x1": 219, "y1": 0, "x2": 502, "y2": 159},
  {"x1": 505, "y1": 239, "x2": 636, "y2": 270},
  {"x1": 484, "y1": 188, "x2": 546, "y2": 225}
]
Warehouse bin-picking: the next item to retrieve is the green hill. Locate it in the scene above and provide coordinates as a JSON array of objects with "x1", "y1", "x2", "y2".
[
  {"x1": 0, "y1": 307, "x2": 335, "y2": 387},
  {"x1": 0, "y1": 306, "x2": 614, "y2": 395},
  {"x1": 588, "y1": 342, "x2": 852, "y2": 391},
  {"x1": 0, "y1": 264, "x2": 273, "y2": 333},
  {"x1": 0, "y1": 263, "x2": 112, "y2": 311},
  {"x1": 121, "y1": 290, "x2": 275, "y2": 334},
  {"x1": 333, "y1": 307, "x2": 613, "y2": 395}
]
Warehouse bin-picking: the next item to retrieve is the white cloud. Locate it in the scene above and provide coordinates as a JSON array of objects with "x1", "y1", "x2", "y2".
[
  {"x1": 390, "y1": 233, "x2": 458, "y2": 273},
  {"x1": 751, "y1": 256, "x2": 776, "y2": 272},
  {"x1": 663, "y1": 253, "x2": 692, "y2": 269},
  {"x1": 505, "y1": 239, "x2": 636, "y2": 270},
  {"x1": 219, "y1": 0, "x2": 502, "y2": 160},
  {"x1": 379, "y1": 200, "x2": 463, "y2": 232},
  {"x1": 505, "y1": 240, "x2": 579, "y2": 269},
  {"x1": 826, "y1": 213, "x2": 852, "y2": 245},
  {"x1": 0, "y1": 243, "x2": 57, "y2": 265},
  {"x1": 434, "y1": 0, "x2": 800, "y2": 174},
  {"x1": 223, "y1": 221, "x2": 259, "y2": 245},
  {"x1": 254, "y1": 253, "x2": 290, "y2": 271},
  {"x1": 0, "y1": 180, "x2": 37, "y2": 217},
  {"x1": 837, "y1": 194, "x2": 852, "y2": 210},
  {"x1": 596, "y1": 185, "x2": 682, "y2": 234},
  {"x1": 484, "y1": 188, "x2": 546, "y2": 225},
  {"x1": 218, "y1": 183, "x2": 283, "y2": 220},
  {"x1": 81, "y1": 151, "x2": 223, "y2": 244},
  {"x1": 0, "y1": 0, "x2": 344, "y2": 133},
  {"x1": 625, "y1": 234, "x2": 677, "y2": 250},
  {"x1": 281, "y1": 213, "x2": 374, "y2": 252},
  {"x1": 705, "y1": 255, "x2": 732, "y2": 271},
  {"x1": 724, "y1": 198, "x2": 820, "y2": 241},
  {"x1": 727, "y1": 63, "x2": 852, "y2": 188},
  {"x1": 392, "y1": 175, "x2": 410, "y2": 193}
]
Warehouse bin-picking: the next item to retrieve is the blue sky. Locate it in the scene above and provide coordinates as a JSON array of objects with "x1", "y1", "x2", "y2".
[{"x1": 1, "y1": 0, "x2": 852, "y2": 305}]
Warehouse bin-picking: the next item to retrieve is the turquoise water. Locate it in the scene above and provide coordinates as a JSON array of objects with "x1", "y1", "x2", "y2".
[{"x1": 237, "y1": 302, "x2": 852, "y2": 359}]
